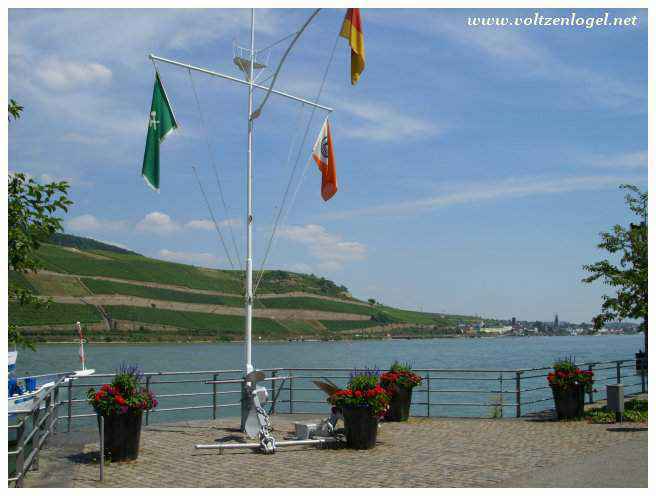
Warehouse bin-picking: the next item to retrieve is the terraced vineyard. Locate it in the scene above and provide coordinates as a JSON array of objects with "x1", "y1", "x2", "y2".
[{"x1": 9, "y1": 234, "x2": 495, "y2": 342}]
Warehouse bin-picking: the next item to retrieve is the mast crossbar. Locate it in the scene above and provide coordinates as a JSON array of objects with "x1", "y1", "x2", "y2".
[{"x1": 148, "y1": 54, "x2": 333, "y2": 112}]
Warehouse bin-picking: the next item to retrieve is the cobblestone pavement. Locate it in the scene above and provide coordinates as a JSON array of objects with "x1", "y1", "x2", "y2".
[{"x1": 24, "y1": 415, "x2": 647, "y2": 488}]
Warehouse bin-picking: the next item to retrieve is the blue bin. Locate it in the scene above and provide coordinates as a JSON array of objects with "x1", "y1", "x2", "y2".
[{"x1": 25, "y1": 377, "x2": 37, "y2": 392}]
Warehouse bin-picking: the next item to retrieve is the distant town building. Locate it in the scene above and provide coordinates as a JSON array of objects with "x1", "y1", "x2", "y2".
[{"x1": 553, "y1": 313, "x2": 559, "y2": 330}]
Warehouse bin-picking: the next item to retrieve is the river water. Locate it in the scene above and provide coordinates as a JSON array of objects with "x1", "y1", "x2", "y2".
[{"x1": 15, "y1": 334, "x2": 645, "y2": 424}]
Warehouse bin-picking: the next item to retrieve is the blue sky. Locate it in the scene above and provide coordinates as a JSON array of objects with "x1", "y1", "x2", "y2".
[{"x1": 8, "y1": 8, "x2": 647, "y2": 323}]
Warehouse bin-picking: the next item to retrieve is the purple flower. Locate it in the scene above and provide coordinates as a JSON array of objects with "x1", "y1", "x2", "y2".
[{"x1": 120, "y1": 406, "x2": 129, "y2": 414}]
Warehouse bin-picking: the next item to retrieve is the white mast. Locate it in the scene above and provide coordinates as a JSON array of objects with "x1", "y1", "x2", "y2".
[
  {"x1": 147, "y1": 7, "x2": 332, "y2": 430},
  {"x1": 244, "y1": 8, "x2": 255, "y2": 374}
]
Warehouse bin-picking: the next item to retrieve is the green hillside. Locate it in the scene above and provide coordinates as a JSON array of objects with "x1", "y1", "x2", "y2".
[{"x1": 9, "y1": 235, "x2": 496, "y2": 342}]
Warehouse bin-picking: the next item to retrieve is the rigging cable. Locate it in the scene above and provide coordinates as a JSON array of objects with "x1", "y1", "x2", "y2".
[
  {"x1": 191, "y1": 165, "x2": 237, "y2": 270},
  {"x1": 252, "y1": 27, "x2": 341, "y2": 296},
  {"x1": 148, "y1": 60, "x2": 243, "y2": 271},
  {"x1": 250, "y1": 8, "x2": 322, "y2": 120},
  {"x1": 187, "y1": 68, "x2": 244, "y2": 270}
]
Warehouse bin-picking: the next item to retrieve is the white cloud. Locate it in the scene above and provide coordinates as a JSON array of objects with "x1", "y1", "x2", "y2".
[
  {"x1": 287, "y1": 262, "x2": 313, "y2": 274},
  {"x1": 185, "y1": 218, "x2": 241, "y2": 231},
  {"x1": 367, "y1": 10, "x2": 644, "y2": 109},
  {"x1": 278, "y1": 224, "x2": 367, "y2": 271},
  {"x1": 66, "y1": 214, "x2": 129, "y2": 233},
  {"x1": 156, "y1": 249, "x2": 221, "y2": 267},
  {"x1": 586, "y1": 151, "x2": 647, "y2": 169},
  {"x1": 323, "y1": 174, "x2": 646, "y2": 219},
  {"x1": 135, "y1": 212, "x2": 181, "y2": 235},
  {"x1": 35, "y1": 58, "x2": 112, "y2": 92},
  {"x1": 340, "y1": 100, "x2": 442, "y2": 143}
]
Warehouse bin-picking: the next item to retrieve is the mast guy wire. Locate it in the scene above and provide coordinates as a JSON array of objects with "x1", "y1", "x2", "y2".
[
  {"x1": 253, "y1": 27, "x2": 341, "y2": 295},
  {"x1": 191, "y1": 165, "x2": 237, "y2": 270},
  {"x1": 187, "y1": 68, "x2": 244, "y2": 269}
]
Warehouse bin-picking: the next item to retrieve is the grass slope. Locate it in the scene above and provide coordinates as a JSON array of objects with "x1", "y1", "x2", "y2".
[
  {"x1": 9, "y1": 302, "x2": 103, "y2": 326},
  {"x1": 34, "y1": 244, "x2": 352, "y2": 298},
  {"x1": 104, "y1": 305, "x2": 287, "y2": 337},
  {"x1": 11, "y1": 235, "x2": 494, "y2": 340},
  {"x1": 82, "y1": 278, "x2": 264, "y2": 308}
]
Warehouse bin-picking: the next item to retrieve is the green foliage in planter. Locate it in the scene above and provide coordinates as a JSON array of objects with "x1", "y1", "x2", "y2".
[
  {"x1": 328, "y1": 368, "x2": 390, "y2": 416},
  {"x1": 547, "y1": 356, "x2": 593, "y2": 391},
  {"x1": 381, "y1": 361, "x2": 423, "y2": 389},
  {"x1": 584, "y1": 398, "x2": 647, "y2": 424}
]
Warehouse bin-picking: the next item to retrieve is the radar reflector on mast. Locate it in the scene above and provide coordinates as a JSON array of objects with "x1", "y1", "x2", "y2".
[{"x1": 233, "y1": 41, "x2": 268, "y2": 81}]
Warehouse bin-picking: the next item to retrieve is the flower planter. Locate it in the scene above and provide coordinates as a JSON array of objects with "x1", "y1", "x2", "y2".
[
  {"x1": 342, "y1": 406, "x2": 378, "y2": 449},
  {"x1": 97, "y1": 410, "x2": 143, "y2": 461},
  {"x1": 636, "y1": 351, "x2": 647, "y2": 372},
  {"x1": 385, "y1": 385, "x2": 413, "y2": 422},
  {"x1": 551, "y1": 384, "x2": 585, "y2": 420}
]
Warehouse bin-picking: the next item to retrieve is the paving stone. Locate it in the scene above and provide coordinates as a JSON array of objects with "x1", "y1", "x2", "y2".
[{"x1": 22, "y1": 414, "x2": 647, "y2": 488}]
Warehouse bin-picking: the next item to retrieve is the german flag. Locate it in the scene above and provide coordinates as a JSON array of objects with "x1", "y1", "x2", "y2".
[{"x1": 340, "y1": 8, "x2": 365, "y2": 85}]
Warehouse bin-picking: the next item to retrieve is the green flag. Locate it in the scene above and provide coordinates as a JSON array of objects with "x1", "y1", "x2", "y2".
[{"x1": 142, "y1": 72, "x2": 178, "y2": 191}]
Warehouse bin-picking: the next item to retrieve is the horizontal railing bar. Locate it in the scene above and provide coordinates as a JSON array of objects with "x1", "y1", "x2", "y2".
[
  {"x1": 155, "y1": 391, "x2": 214, "y2": 399},
  {"x1": 427, "y1": 402, "x2": 519, "y2": 407},
  {"x1": 520, "y1": 385, "x2": 552, "y2": 392},
  {"x1": 520, "y1": 397, "x2": 553, "y2": 405}
]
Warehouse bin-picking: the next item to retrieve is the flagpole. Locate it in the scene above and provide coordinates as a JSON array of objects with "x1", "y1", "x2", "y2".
[{"x1": 244, "y1": 8, "x2": 255, "y2": 375}]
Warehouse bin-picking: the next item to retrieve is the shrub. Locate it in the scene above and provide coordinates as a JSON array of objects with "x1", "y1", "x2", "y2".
[
  {"x1": 380, "y1": 361, "x2": 423, "y2": 389},
  {"x1": 87, "y1": 363, "x2": 157, "y2": 416},
  {"x1": 547, "y1": 357, "x2": 593, "y2": 391},
  {"x1": 328, "y1": 368, "x2": 389, "y2": 416}
]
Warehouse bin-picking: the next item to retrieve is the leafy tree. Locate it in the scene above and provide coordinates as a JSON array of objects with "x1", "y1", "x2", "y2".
[
  {"x1": 367, "y1": 298, "x2": 376, "y2": 306},
  {"x1": 8, "y1": 99, "x2": 23, "y2": 122},
  {"x1": 8, "y1": 101, "x2": 73, "y2": 349},
  {"x1": 582, "y1": 184, "x2": 647, "y2": 354}
]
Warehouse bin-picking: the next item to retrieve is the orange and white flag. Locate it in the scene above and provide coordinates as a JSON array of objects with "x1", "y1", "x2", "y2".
[{"x1": 312, "y1": 119, "x2": 337, "y2": 201}]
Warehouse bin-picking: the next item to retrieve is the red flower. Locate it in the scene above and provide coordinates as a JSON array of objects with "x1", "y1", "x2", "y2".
[
  {"x1": 355, "y1": 390, "x2": 363, "y2": 398},
  {"x1": 115, "y1": 394, "x2": 127, "y2": 406}
]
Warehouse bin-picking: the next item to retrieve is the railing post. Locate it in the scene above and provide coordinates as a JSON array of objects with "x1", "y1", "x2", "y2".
[
  {"x1": 515, "y1": 371, "x2": 521, "y2": 418},
  {"x1": 426, "y1": 372, "x2": 430, "y2": 418},
  {"x1": 43, "y1": 393, "x2": 52, "y2": 449},
  {"x1": 640, "y1": 361, "x2": 646, "y2": 393},
  {"x1": 145, "y1": 375, "x2": 151, "y2": 426},
  {"x1": 289, "y1": 370, "x2": 294, "y2": 414},
  {"x1": 212, "y1": 373, "x2": 218, "y2": 420},
  {"x1": 31, "y1": 399, "x2": 41, "y2": 471},
  {"x1": 99, "y1": 415, "x2": 104, "y2": 482},
  {"x1": 53, "y1": 384, "x2": 60, "y2": 434},
  {"x1": 587, "y1": 364, "x2": 594, "y2": 404},
  {"x1": 67, "y1": 379, "x2": 73, "y2": 433},
  {"x1": 15, "y1": 419, "x2": 26, "y2": 488},
  {"x1": 499, "y1": 373, "x2": 504, "y2": 418},
  {"x1": 269, "y1": 370, "x2": 277, "y2": 414},
  {"x1": 616, "y1": 361, "x2": 621, "y2": 384}
]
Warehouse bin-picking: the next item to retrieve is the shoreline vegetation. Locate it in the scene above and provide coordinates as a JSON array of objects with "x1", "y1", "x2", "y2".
[{"x1": 26, "y1": 333, "x2": 623, "y2": 346}]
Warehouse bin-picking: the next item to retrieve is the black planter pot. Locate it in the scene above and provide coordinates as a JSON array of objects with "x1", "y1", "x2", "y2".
[
  {"x1": 636, "y1": 351, "x2": 647, "y2": 371},
  {"x1": 385, "y1": 385, "x2": 413, "y2": 422},
  {"x1": 551, "y1": 384, "x2": 585, "y2": 420},
  {"x1": 342, "y1": 406, "x2": 379, "y2": 449},
  {"x1": 97, "y1": 411, "x2": 143, "y2": 461}
]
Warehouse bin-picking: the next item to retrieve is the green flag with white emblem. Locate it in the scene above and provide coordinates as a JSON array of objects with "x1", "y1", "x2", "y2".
[{"x1": 142, "y1": 71, "x2": 178, "y2": 191}]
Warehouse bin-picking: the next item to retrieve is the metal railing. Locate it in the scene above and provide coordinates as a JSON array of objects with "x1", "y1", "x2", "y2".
[
  {"x1": 48, "y1": 357, "x2": 647, "y2": 434},
  {"x1": 8, "y1": 375, "x2": 66, "y2": 487},
  {"x1": 7, "y1": 357, "x2": 647, "y2": 485}
]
